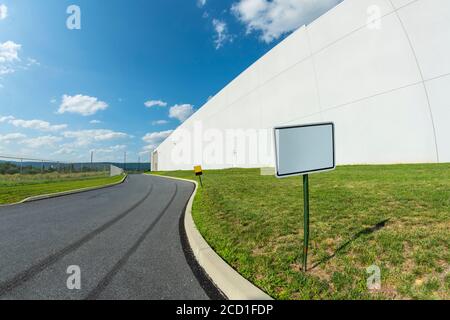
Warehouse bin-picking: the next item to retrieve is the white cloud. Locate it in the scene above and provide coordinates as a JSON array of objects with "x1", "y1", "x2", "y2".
[
  {"x1": 142, "y1": 144, "x2": 156, "y2": 152},
  {"x1": 142, "y1": 130, "x2": 173, "y2": 144},
  {"x1": 152, "y1": 120, "x2": 169, "y2": 125},
  {"x1": 0, "y1": 4, "x2": 7, "y2": 20},
  {"x1": 9, "y1": 118, "x2": 67, "y2": 132},
  {"x1": 0, "y1": 42, "x2": 39, "y2": 81},
  {"x1": 0, "y1": 41, "x2": 21, "y2": 63},
  {"x1": 212, "y1": 19, "x2": 233, "y2": 49},
  {"x1": 63, "y1": 129, "x2": 129, "y2": 146},
  {"x1": 139, "y1": 150, "x2": 152, "y2": 156},
  {"x1": 1, "y1": 116, "x2": 67, "y2": 132},
  {"x1": 231, "y1": 0, "x2": 341, "y2": 43},
  {"x1": 142, "y1": 130, "x2": 173, "y2": 151},
  {"x1": 0, "y1": 133, "x2": 26, "y2": 143},
  {"x1": 53, "y1": 147, "x2": 75, "y2": 155},
  {"x1": 90, "y1": 120, "x2": 102, "y2": 124},
  {"x1": 0, "y1": 41, "x2": 21, "y2": 76},
  {"x1": 21, "y1": 135, "x2": 62, "y2": 149},
  {"x1": 144, "y1": 99, "x2": 168, "y2": 108},
  {"x1": 197, "y1": 0, "x2": 207, "y2": 7},
  {"x1": 26, "y1": 58, "x2": 40, "y2": 67},
  {"x1": 110, "y1": 144, "x2": 127, "y2": 151},
  {"x1": 0, "y1": 66, "x2": 14, "y2": 75},
  {"x1": 91, "y1": 144, "x2": 127, "y2": 154},
  {"x1": 169, "y1": 104, "x2": 195, "y2": 122},
  {"x1": 0, "y1": 115, "x2": 14, "y2": 123},
  {"x1": 58, "y1": 94, "x2": 109, "y2": 116}
]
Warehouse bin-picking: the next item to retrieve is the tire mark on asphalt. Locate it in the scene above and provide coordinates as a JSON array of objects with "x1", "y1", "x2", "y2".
[
  {"x1": 85, "y1": 183, "x2": 179, "y2": 300},
  {"x1": 86, "y1": 175, "x2": 129, "y2": 199},
  {"x1": 0, "y1": 183, "x2": 154, "y2": 297}
]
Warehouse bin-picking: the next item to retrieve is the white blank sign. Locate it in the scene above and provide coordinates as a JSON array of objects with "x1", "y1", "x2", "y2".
[{"x1": 274, "y1": 122, "x2": 335, "y2": 178}]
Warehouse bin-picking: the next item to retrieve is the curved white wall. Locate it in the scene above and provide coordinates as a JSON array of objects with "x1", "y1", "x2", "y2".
[{"x1": 155, "y1": 0, "x2": 450, "y2": 171}]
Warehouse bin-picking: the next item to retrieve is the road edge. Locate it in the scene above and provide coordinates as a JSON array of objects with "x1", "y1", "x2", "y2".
[
  {"x1": 0, "y1": 174, "x2": 128, "y2": 207},
  {"x1": 153, "y1": 174, "x2": 273, "y2": 301}
]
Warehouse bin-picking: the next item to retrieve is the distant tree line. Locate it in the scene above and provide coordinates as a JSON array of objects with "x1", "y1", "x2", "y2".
[
  {"x1": 0, "y1": 161, "x2": 150, "y2": 175},
  {"x1": 0, "y1": 162, "x2": 38, "y2": 175}
]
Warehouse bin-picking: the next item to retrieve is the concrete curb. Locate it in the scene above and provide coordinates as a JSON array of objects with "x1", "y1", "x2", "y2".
[
  {"x1": 0, "y1": 174, "x2": 128, "y2": 207},
  {"x1": 154, "y1": 174, "x2": 273, "y2": 300}
]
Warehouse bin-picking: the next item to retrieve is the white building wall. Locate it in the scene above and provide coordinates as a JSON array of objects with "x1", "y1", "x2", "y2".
[
  {"x1": 155, "y1": 0, "x2": 450, "y2": 171},
  {"x1": 110, "y1": 165, "x2": 124, "y2": 177}
]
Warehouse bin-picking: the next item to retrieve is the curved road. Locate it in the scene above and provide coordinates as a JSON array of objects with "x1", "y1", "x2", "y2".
[{"x1": 0, "y1": 174, "x2": 222, "y2": 300}]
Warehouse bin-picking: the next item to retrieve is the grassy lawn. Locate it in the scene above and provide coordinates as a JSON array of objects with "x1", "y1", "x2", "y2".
[
  {"x1": 153, "y1": 164, "x2": 450, "y2": 300},
  {"x1": 0, "y1": 172, "x2": 125, "y2": 205}
]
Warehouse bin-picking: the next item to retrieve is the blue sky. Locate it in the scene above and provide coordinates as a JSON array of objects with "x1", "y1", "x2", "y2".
[{"x1": 0, "y1": 0, "x2": 341, "y2": 163}]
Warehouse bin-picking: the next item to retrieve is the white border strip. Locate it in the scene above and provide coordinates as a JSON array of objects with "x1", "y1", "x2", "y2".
[{"x1": 155, "y1": 174, "x2": 272, "y2": 300}]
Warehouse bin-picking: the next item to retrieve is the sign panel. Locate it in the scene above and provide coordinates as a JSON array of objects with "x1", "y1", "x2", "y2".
[
  {"x1": 274, "y1": 122, "x2": 335, "y2": 178},
  {"x1": 194, "y1": 165, "x2": 203, "y2": 176}
]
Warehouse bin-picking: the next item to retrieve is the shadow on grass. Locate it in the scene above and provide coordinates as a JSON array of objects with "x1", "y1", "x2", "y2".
[{"x1": 310, "y1": 219, "x2": 391, "y2": 270}]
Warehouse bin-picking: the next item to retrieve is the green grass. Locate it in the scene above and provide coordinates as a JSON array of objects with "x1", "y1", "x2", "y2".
[
  {"x1": 153, "y1": 164, "x2": 450, "y2": 300},
  {"x1": 0, "y1": 172, "x2": 125, "y2": 205}
]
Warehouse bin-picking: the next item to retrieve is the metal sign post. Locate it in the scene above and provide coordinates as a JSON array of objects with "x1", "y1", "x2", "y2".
[
  {"x1": 274, "y1": 122, "x2": 336, "y2": 272},
  {"x1": 303, "y1": 174, "x2": 310, "y2": 272},
  {"x1": 194, "y1": 166, "x2": 204, "y2": 188}
]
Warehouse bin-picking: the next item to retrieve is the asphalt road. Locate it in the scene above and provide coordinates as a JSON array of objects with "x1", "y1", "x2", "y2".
[{"x1": 0, "y1": 174, "x2": 222, "y2": 300}]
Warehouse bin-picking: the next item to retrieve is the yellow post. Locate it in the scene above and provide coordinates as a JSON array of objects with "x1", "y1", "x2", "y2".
[{"x1": 194, "y1": 166, "x2": 203, "y2": 187}]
